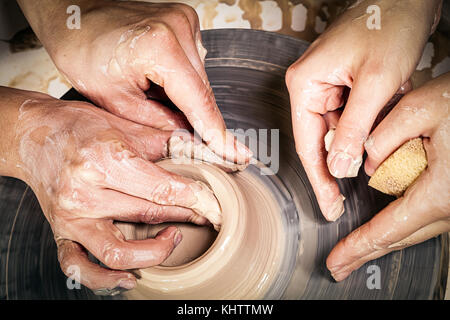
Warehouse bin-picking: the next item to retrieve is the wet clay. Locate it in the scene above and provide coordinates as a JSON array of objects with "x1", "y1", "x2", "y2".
[
  {"x1": 116, "y1": 222, "x2": 218, "y2": 267},
  {"x1": 118, "y1": 159, "x2": 285, "y2": 299}
]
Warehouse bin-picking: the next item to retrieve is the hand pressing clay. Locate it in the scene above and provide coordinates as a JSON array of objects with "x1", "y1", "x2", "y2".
[
  {"x1": 167, "y1": 136, "x2": 248, "y2": 173},
  {"x1": 116, "y1": 159, "x2": 285, "y2": 299}
]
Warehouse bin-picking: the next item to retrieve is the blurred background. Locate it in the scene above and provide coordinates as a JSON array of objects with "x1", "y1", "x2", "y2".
[{"x1": 1, "y1": 0, "x2": 449, "y2": 98}]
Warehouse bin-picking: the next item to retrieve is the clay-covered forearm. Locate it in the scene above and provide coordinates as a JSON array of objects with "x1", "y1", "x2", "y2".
[{"x1": 0, "y1": 87, "x2": 44, "y2": 181}]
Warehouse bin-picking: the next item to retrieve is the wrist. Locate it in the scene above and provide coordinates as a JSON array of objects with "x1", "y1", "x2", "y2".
[
  {"x1": 0, "y1": 87, "x2": 38, "y2": 182},
  {"x1": 0, "y1": 87, "x2": 56, "y2": 187}
]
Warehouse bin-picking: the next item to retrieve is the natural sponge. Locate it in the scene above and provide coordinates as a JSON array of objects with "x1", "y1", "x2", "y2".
[{"x1": 368, "y1": 138, "x2": 427, "y2": 197}]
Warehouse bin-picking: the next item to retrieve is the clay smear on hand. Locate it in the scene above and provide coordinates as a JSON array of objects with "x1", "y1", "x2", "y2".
[{"x1": 167, "y1": 135, "x2": 248, "y2": 172}]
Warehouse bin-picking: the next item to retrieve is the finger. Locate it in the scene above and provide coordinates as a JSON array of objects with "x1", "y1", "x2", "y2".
[
  {"x1": 327, "y1": 71, "x2": 402, "y2": 178},
  {"x1": 167, "y1": 3, "x2": 206, "y2": 62},
  {"x1": 120, "y1": 125, "x2": 175, "y2": 162},
  {"x1": 165, "y1": 3, "x2": 198, "y2": 39},
  {"x1": 364, "y1": 83, "x2": 447, "y2": 175},
  {"x1": 329, "y1": 218, "x2": 450, "y2": 282},
  {"x1": 126, "y1": 126, "x2": 246, "y2": 173},
  {"x1": 163, "y1": 4, "x2": 208, "y2": 82},
  {"x1": 61, "y1": 104, "x2": 180, "y2": 161},
  {"x1": 386, "y1": 219, "x2": 450, "y2": 250},
  {"x1": 94, "y1": 153, "x2": 222, "y2": 227},
  {"x1": 397, "y1": 80, "x2": 413, "y2": 95},
  {"x1": 141, "y1": 27, "x2": 252, "y2": 164},
  {"x1": 56, "y1": 239, "x2": 136, "y2": 293},
  {"x1": 109, "y1": 190, "x2": 209, "y2": 225},
  {"x1": 92, "y1": 121, "x2": 172, "y2": 162},
  {"x1": 86, "y1": 189, "x2": 209, "y2": 226},
  {"x1": 431, "y1": 0, "x2": 443, "y2": 34},
  {"x1": 136, "y1": 99, "x2": 190, "y2": 131},
  {"x1": 323, "y1": 110, "x2": 341, "y2": 152},
  {"x1": 106, "y1": 88, "x2": 190, "y2": 131},
  {"x1": 326, "y1": 170, "x2": 446, "y2": 281},
  {"x1": 291, "y1": 109, "x2": 344, "y2": 221},
  {"x1": 286, "y1": 65, "x2": 346, "y2": 221},
  {"x1": 170, "y1": 25, "x2": 208, "y2": 85},
  {"x1": 69, "y1": 220, "x2": 182, "y2": 270},
  {"x1": 195, "y1": 25, "x2": 207, "y2": 63},
  {"x1": 372, "y1": 79, "x2": 413, "y2": 129},
  {"x1": 166, "y1": 133, "x2": 249, "y2": 172}
]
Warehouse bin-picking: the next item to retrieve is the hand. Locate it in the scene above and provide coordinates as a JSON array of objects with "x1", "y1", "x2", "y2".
[
  {"x1": 326, "y1": 72, "x2": 450, "y2": 281},
  {"x1": 18, "y1": 0, "x2": 252, "y2": 164},
  {"x1": 285, "y1": 0, "x2": 442, "y2": 221},
  {"x1": 3, "y1": 88, "x2": 228, "y2": 293}
]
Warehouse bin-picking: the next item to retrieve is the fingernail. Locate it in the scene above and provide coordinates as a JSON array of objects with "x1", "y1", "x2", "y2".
[
  {"x1": 328, "y1": 152, "x2": 362, "y2": 178},
  {"x1": 327, "y1": 194, "x2": 346, "y2": 221},
  {"x1": 173, "y1": 230, "x2": 182, "y2": 247},
  {"x1": 118, "y1": 279, "x2": 136, "y2": 290},
  {"x1": 157, "y1": 226, "x2": 179, "y2": 241}
]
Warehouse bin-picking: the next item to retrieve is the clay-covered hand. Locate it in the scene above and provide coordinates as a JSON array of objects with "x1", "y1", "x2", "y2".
[
  {"x1": 6, "y1": 89, "x2": 226, "y2": 294},
  {"x1": 285, "y1": 0, "x2": 442, "y2": 221},
  {"x1": 17, "y1": 0, "x2": 251, "y2": 164},
  {"x1": 326, "y1": 72, "x2": 450, "y2": 282}
]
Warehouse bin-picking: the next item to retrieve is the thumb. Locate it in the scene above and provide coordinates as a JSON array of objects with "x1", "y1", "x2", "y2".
[
  {"x1": 326, "y1": 169, "x2": 441, "y2": 281},
  {"x1": 70, "y1": 220, "x2": 183, "y2": 270},
  {"x1": 327, "y1": 71, "x2": 401, "y2": 178}
]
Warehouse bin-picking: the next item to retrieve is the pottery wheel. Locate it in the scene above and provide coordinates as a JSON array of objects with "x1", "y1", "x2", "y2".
[
  {"x1": 0, "y1": 29, "x2": 448, "y2": 300},
  {"x1": 116, "y1": 159, "x2": 292, "y2": 299}
]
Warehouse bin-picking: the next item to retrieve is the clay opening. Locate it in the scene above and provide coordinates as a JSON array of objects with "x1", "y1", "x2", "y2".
[{"x1": 116, "y1": 221, "x2": 218, "y2": 267}]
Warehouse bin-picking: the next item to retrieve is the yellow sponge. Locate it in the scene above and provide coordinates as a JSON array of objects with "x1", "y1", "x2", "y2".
[{"x1": 368, "y1": 138, "x2": 427, "y2": 197}]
